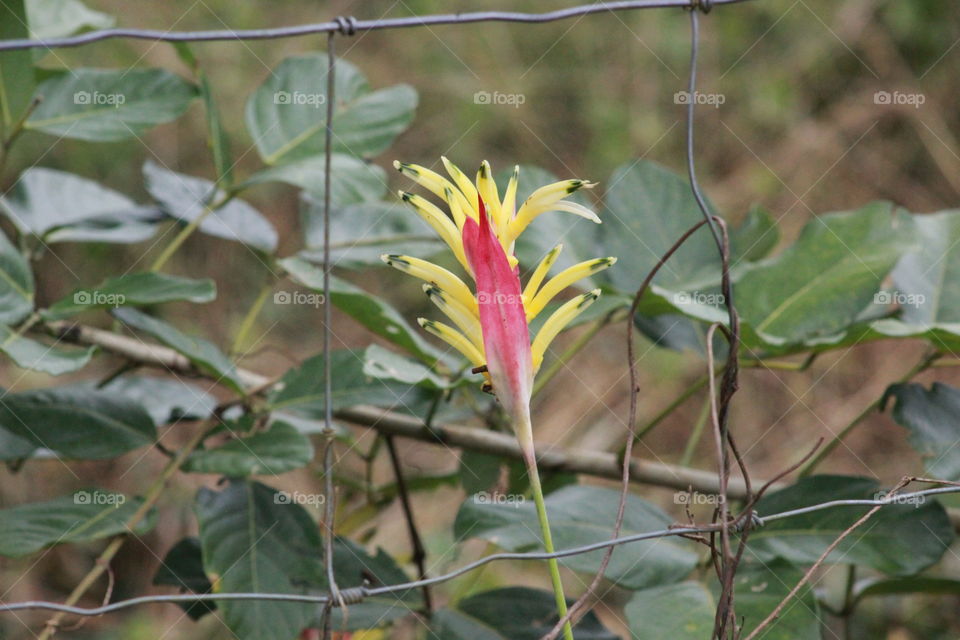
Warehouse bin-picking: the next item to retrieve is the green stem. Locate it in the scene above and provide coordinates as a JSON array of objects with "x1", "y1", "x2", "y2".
[
  {"x1": 799, "y1": 350, "x2": 940, "y2": 477},
  {"x1": 522, "y1": 437, "x2": 573, "y2": 640},
  {"x1": 679, "y1": 394, "x2": 712, "y2": 467},
  {"x1": 230, "y1": 280, "x2": 273, "y2": 356},
  {"x1": 150, "y1": 193, "x2": 235, "y2": 272}
]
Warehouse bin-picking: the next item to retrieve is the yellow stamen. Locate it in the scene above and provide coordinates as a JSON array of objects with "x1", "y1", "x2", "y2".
[
  {"x1": 394, "y1": 160, "x2": 473, "y2": 221},
  {"x1": 501, "y1": 165, "x2": 520, "y2": 221},
  {"x1": 418, "y1": 317, "x2": 485, "y2": 367},
  {"x1": 422, "y1": 283, "x2": 483, "y2": 351},
  {"x1": 526, "y1": 257, "x2": 616, "y2": 321},
  {"x1": 476, "y1": 160, "x2": 504, "y2": 232},
  {"x1": 531, "y1": 290, "x2": 601, "y2": 372},
  {"x1": 523, "y1": 244, "x2": 563, "y2": 301},
  {"x1": 508, "y1": 180, "x2": 599, "y2": 241},
  {"x1": 400, "y1": 191, "x2": 468, "y2": 270},
  {"x1": 381, "y1": 254, "x2": 477, "y2": 313},
  {"x1": 441, "y1": 156, "x2": 480, "y2": 216}
]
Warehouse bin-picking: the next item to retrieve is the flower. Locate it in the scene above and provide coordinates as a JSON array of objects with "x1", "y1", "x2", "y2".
[{"x1": 382, "y1": 158, "x2": 616, "y2": 410}]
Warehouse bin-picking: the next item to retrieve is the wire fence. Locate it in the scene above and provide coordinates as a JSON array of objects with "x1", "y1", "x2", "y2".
[{"x1": 1, "y1": 1, "x2": 954, "y2": 639}]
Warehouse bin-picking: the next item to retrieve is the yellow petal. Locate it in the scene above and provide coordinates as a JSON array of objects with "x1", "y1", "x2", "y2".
[
  {"x1": 476, "y1": 160, "x2": 504, "y2": 232},
  {"x1": 501, "y1": 165, "x2": 520, "y2": 220},
  {"x1": 526, "y1": 257, "x2": 616, "y2": 320},
  {"x1": 394, "y1": 160, "x2": 473, "y2": 223},
  {"x1": 422, "y1": 283, "x2": 483, "y2": 350},
  {"x1": 381, "y1": 254, "x2": 477, "y2": 313},
  {"x1": 399, "y1": 191, "x2": 469, "y2": 270},
  {"x1": 441, "y1": 156, "x2": 480, "y2": 217},
  {"x1": 507, "y1": 179, "x2": 599, "y2": 241},
  {"x1": 531, "y1": 290, "x2": 601, "y2": 372},
  {"x1": 418, "y1": 317, "x2": 485, "y2": 367},
  {"x1": 522, "y1": 244, "x2": 563, "y2": 301}
]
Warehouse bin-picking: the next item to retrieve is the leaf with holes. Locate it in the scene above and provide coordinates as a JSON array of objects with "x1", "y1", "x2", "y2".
[
  {"x1": 245, "y1": 53, "x2": 417, "y2": 163},
  {"x1": 455, "y1": 484, "x2": 698, "y2": 589}
]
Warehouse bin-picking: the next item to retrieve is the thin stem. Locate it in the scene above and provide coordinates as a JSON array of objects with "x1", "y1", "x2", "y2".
[
  {"x1": 149, "y1": 193, "x2": 235, "y2": 272},
  {"x1": 841, "y1": 564, "x2": 856, "y2": 640},
  {"x1": 230, "y1": 280, "x2": 274, "y2": 356},
  {"x1": 524, "y1": 450, "x2": 574, "y2": 640},
  {"x1": 798, "y1": 350, "x2": 940, "y2": 476},
  {"x1": 679, "y1": 393, "x2": 712, "y2": 467},
  {"x1": 37, "y1": 419, "x2": 217, "y2": 639},
  {"x1": 0, "y1": 96, "x2": 41, "y2": 178}
]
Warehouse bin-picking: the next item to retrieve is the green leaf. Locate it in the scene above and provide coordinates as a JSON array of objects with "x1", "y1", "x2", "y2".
[
  {"x1": 26, "y1": 68, "x2": 198, "y2": 141},
  {"x1": 43, "y1": 272, "x2": 215, "y2": 320},
  {"x1": 242, "y1": 154, "x2": 387, "y2": 207},
  {"x1": 625, "y1": 582, "x2": 715, "y2": 640},
  {"x1": 0, "y1": 490, "x2": 155, "y2": 557},
  {"x1": 750, "y1": 475, "x2": 954, "y2": 575},
  {"x1": 245, "y1": 53, "x2": 417, "y2": 163},
  {"x1": 853, "y1": 576, "x2": 960, "y2": 602},
  {"x1": 459, "y1": 449, "x2": 502, "y2": 495},
  {"x1": 0, "y1": 325, "x2": 93, "y2": 375},
  {"x1": 0, "y1": 227, "x2": 33, "y2": 324},
  {"x1": 183, "y1": 421, "x2": 314, "y2": 476},
  {"x1": 153, "y1": 537, "x2": 216, "y2": 620},
  {"x1": 112, "y1": 307, "x2": 244, "y2": 393},
  {"x1": 26, "y1": 0, "x2": 113, "y2": 40},
  {"x1": 298, "y1": 199, "x2": 441, "y2": 268},
  {"x1": 454, "y1": 484, "x2": 698, "y2": 589},
  {"x1": 0, "y1": 421, "x2": 36, "y2": 460},
  {"x1": 267, "y1": 348, "x2": 430, "y2": 419},
  {"x1": 735, "y1": 202, "x2": 915, "y2": 344},
  {"x1": 0, "y1": 385, "x2": 156, "y2": 459},
  {"x1": 0, "y1": 0, "x2": 34, "y2": 127},
  {"x1": 735, "y1": 561, "x2": 822, "y2": 639},
  {"x1": 100, "y1": 375, "x2": 216, "y2": 426},
  {"x1": 279, "y1": 256, "x2": 444, "y2": 363},
  {"x1": 885, "y1": 382, "x2": 960, "y2": 481},
  {"x1": 143, "y1": 160, "x2": 277, "y2": 252},
  {"x1": 196, "y1": 480, "x2": 325, "y2": 640},
  {"x1": 362, "y1": 344, "x2": 451, "y2": 389},
  {"x1": 730, "y1": 204, "x2": 779, "y2": 263},
  {"x1": 431, "y1": 587, "x2": 618, "y2": 640},
  {"x1": 0, "y1": 167, "x2": 159, "y2": 243}
]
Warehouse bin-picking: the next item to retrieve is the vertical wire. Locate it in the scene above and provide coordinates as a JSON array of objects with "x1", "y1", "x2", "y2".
[{"x1": 321, "y1": 30, "x2": 342, "y2": 637}]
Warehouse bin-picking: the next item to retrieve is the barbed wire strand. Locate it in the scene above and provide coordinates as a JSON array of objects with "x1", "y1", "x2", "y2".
[
  {"x1": 1, "y1": 484, "x2": 956, "y2": 618},
  {"x1": 0, "y1": 0, "x2": 755, "y2": 52}
]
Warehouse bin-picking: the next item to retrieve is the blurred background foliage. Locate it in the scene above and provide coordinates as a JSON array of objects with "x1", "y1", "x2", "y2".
[{"x1": 2, "y1": 1, "x2": 960, "y2": 638}]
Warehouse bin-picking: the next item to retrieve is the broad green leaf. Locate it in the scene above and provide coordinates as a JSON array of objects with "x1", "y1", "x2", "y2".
[
  {"x1": 153, "y1": 537, "x2": 216, "y2": 620},
  {"x1": 100, "y1": 375, "x2": 216, "y2": 426},
  {"x1": 27, "y1": 68, "x2": 198, "y2": 141},
  {"x1": 454, "y1": 484, "x2": 698, "y2": 589},
  {"x1": 853, "y1": 576, "x2": 960, "y2": 603},
  {"x1": 245, "y1": 53, "x2": 417, "y2": 163},
  {"x1": 112, "y1": 307, "x2": 244, "y2": 393},
  {"x1": 730, "y1": 204, "x2": 779, "y2": 263},
  {"x1": 325, "y1": 537, "x2": 422, "y2": 631},
  {"x1": 0, "y1": 0, "x2": 34, "y2": 127},
  {"x1": 0, "y1": 167, "x2": 159, "y2": 243},
  {"x1": 749, "y1": 475, "x2": 954, "y2": 575},
  {"x1": 267, "y1": 348, "x2": 431, "y2": 418},
  {"x1": 362, "y1": 344, "x2": 451, "y2": 389},
  {"x1": 279, "y1": 256, "x2": 443, "y2": 363},
  {"x1": 0, "y1": 227, "x2": 34, "y2": 324},
  {"x1": 430, "y1": 587, "x2": 618, "y2": 640},
  {"x1": 735, "y1": 202, "x2": 915, "y2": 344},
  {"x1": 196, "y1": 480, "x2": 324, "y2": 640},
  {"x1": 0, "y1": 490, "x2": 155, "y2": 557},
  {"x1": 43, "y1": 272, "x2": 215, "y2": 320},
  {"x1": 242, "y1": 154, "x2": 387, "y2": 207},
  {"x1": 0, "y1": 386, "x2": 156, "y2": 459},
  {"x1": 298, "y1": 199, "x2": 441, "y2": 268},
  {"x1": 0, "y1": 325, "x2": 93, "y2": 374},
  {"x1": 0, "y1": 425, "x2": 35, "y2": 460},
  {"x1": 26, "y1": 0, "x2": 113, "y2": 40},
  {"x1": 459, "y1": 449, "x2": 503, "y2": 495},
  {"x1": 183, "y1": 421, "x2": 314, "y2": 476},
  {"x1": 625, "y1": 582, "x2": 715, "y2": 640},
  {"x1": 885, "y1": 382, "x2": 960, "y2": 481},
  {"x1": 735, "y1": 561, "x2": 822, "y2": 640},
  {"x1": 143, "y1": 160, "x2": 277, "y2": 252}
]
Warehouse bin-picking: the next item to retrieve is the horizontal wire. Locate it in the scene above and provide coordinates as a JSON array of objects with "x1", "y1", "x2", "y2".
[
  {"x1": 1, "y1": 484, "x2": 956, "y2": 617},
  {"x1": 0, "y1": 0, "x2": 753, "y2": 51}
]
